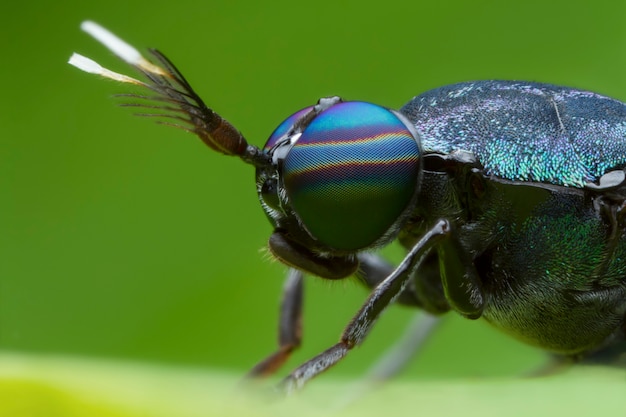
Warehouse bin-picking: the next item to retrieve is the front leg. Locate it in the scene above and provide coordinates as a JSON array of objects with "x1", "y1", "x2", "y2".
[
  {"x1": 356, "y1": 253, "x2": 421, "y2": 307},
  {"x1": 358, "y1": 251, "x2": 451, "y2": 315},
  {"x1": 279, "y1": 220, "x2": 450, "y2": 393},
  {"x1": 247, "y1": 268, "x2": 304, "y2": 377}
]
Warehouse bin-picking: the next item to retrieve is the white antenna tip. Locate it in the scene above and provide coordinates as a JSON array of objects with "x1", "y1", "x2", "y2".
[
  {"x1": 68, "y1": 53, "x2": 103, "y2": 74},
  {"x1": 68, "y1": 52, "x2": 145, "y2": 86},
  {"x1": 80, "y1": 20, "x2": 142, "y2": 64}
]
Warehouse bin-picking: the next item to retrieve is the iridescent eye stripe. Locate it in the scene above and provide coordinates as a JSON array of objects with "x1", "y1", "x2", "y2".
[
  {"x1": 282, "y1": 101, "x2": 421, "y2": 250},
  {"x1": 283, "y1": 129, "x2": 418, "y2": 178},
  {"x1": 285, "y1": 160, "x2": 419, "y2": 194}
]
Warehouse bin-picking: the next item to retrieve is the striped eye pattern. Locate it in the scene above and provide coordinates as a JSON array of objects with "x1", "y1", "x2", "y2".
[
  {"x1": 264, "y1": 106, "x2": 313, "y2": 151},
  {"x1": 275, "y1": 101, "x2": 421, "y2": 251}
]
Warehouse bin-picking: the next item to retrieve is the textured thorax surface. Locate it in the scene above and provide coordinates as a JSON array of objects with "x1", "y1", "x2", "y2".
[
  {"x1": 400, "y1": 81, "x2": 626, "y2": 354},
  {"x1": 401, "y1": 81, "x2": 626, "y2": 187}
]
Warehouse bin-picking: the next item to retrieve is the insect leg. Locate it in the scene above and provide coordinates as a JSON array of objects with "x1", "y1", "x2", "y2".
[
  {"x1": 361, "y1": 313, "x2": 440, "y2": 381},
  {"x1": 333, "y1": 313, "x2": 440, "y2": 410},
  {"x1": 247, "y1": 268, "x2": 304, "y2": 377},
  {"x1": 357, "y1": 253, "x2": 443, "y2": 377},
  {"x1": 358, "y1": 252, "x2": 451, "y2": 314},
  {"x1": 357, "y1": 253, "x2": 420, "y2": 306},
  {"x1": 323, "y1": 254, "x2": 442, "y2": 402},
  {"x1": 279, "y1": 220, "x2": 450, "y2": 393}
]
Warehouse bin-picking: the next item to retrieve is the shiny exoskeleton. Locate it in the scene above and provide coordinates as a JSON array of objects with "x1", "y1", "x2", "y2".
[
  {"x1": 71, "y1": 22, "x2": 626, "y2": 393},
  {"x1": 400, "y1": 82, "x2": 626, "y2": 354}
]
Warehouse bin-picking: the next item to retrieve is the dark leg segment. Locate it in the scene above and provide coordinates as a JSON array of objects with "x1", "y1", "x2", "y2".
[
  {"x1": 279, "y1": 220, "x2": 450, "y2": 393},
  {"x1": 358, "y1": 251, "x2": 451, "y2": 314},
  {"x1": 334, "y1": 313, "x2": 441, "y2": 410},
  {"x1": 362, "y1": 312, "x2": 441, "y2": 382},
  {"x1": 357, "y1": 253, "x2": 420, "y2": 306},
  {"x1": 247, "y1": 268, "x2": 304, "y2": 377},
  {"x1": 356, "y1": 253, "x2": 395, "y2": 287}
]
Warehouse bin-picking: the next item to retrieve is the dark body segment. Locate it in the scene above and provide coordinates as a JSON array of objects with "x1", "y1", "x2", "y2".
[
  {"x1": 399, "y1": 81, "x2": 626, "y2": 354},
  {"x1": 402, "y1": 81, "x2": 626, "y2": 187}
]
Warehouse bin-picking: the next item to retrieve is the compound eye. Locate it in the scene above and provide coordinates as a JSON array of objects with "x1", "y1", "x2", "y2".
[
  {"x1": 282, "y1": 101, "x2": 421, "y2": 251},
  {"x1": 263, "y1": 106, "x2": 314, "y2": 151}
]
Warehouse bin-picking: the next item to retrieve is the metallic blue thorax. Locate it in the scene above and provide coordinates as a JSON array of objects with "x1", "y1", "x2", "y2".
[{"x1": 401, "y1": 81, "x2": 626, "y2": 187}]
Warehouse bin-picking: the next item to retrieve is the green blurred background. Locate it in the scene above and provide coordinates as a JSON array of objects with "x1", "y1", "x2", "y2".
[{"x1": 2, "y1": 0, "x2": 626, "y2": 382}]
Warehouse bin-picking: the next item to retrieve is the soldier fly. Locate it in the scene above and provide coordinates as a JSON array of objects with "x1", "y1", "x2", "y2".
[{"x1": 69, "y1": 21, "x2": 626, "y2": 393}]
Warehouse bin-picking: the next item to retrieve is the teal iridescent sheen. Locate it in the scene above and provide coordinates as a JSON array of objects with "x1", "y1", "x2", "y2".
[
  {"x1": 401, "y1": 81, "x2": 626, "y2": 187},
  {"x1": 264, "y1": 106, "x2": 313, "y2": 151},
  {"x1": 283, "y1": 102, "x2": 420, "y2": 250}
]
